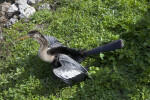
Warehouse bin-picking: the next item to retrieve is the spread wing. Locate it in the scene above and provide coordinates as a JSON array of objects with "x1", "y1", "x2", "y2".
[
  {"x1": 44, "y1": 35, "x2": 63, "y2": 48},
  {"x1": 53, "y1": 54, "x2": 88, "y2": 85},
  {"x1": 44, "y1": 35, "x2": 87, "y2": 63}
]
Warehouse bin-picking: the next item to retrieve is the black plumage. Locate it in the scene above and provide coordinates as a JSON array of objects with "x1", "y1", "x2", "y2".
[{"x1": 17, "y1": 30, "x2": 124, "y2": 85}]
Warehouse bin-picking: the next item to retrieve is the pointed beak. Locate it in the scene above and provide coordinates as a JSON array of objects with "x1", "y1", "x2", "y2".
[{"x1": 17, "y1": 35, "x2": 30, "y2": 41}]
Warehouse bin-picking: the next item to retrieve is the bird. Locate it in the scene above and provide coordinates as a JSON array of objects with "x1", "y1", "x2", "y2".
[{"x1": 17, "y1": 30, "x2": 124, "y2": 85}]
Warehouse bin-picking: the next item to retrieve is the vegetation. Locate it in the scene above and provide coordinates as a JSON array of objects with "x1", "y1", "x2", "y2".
[{"x1": 0, "y1": 0, "x2": 150, "y2": 99}]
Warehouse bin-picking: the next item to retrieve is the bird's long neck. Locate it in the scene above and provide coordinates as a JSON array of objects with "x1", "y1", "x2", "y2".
[
  {"x1": 35, "y1": 36, "x2": 49, "y2": 50},
  {"x1": 35, "y1": 36, "x2": 55, "y2": 63}
]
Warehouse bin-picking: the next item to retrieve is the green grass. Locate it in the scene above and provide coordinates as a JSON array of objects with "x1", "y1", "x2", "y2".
[{"x1": 0, "y1": 0, "x2": 150, "y2": 99}]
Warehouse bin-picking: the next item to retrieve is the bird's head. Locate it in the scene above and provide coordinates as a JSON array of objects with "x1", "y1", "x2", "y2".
[
  {"x1": 17, "y1": 30, "x2": 44, "y2": 40},
  {"x1": 17, "y1": 30, "x2": 48, "y2": 46}
]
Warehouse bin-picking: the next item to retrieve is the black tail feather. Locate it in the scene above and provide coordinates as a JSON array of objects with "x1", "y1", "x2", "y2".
[{"x1": 84, "y1": 39, "x2": 124, "y2": 56}]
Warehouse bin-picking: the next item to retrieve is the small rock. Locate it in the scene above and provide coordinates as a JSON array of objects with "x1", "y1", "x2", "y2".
[
  {"x1": 27, "y1": 0, "x2": 36, "y2": 5},
  {"x1": 0, "y1": 2, "x2": 11, "y2": 25},
  {"x1": 4, "y1": 15, "x2": 18, "y2": 27},
  {"x1": 6, "y1": 4, "x2": 18, "y2": 18},
  {"x1": 10, "y1": 17, "x2": 18, "y2": 24},
  {"x1": 7, "y1": 4, "x2": 18, "y2": 13},
  {"x1": 27, "y1": 0, "x2": 43, "y2": 5},
  {"x1": 4, "y1": 21, "x2": 11, "y2": 27},
  {"x1": 0, "y1": 16, "x2": 7, "y2": 23},
  {"x1": 13, "y1": 15, "x2": 18, "y2": 19},
  {"x1": 19, "y1": 4, "x2": 36, "y2": 18},
  {"x1": 38, "y1": 3, "x2": 50, "y2": 10},
  {"x1": 17, "y1": 0, "x2": 27, "y2": 5},
  {"x1": 0, "y1": 2, "x2": 11, "y2": 13}
]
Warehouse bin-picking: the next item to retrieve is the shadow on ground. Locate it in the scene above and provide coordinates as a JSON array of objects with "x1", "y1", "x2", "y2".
[{"x1": 0, "y1": 53, "x2": 69, "y2": 99}]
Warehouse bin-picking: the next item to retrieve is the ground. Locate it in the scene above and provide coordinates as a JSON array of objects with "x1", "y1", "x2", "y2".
[{"x1": 0, "y1": 0, "x2": 150, "y2": 100}]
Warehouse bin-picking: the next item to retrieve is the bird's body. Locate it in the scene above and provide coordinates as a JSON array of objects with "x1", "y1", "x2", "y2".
[
  {"x1": 31, "y1": 33, "x2": 54, "y2": 63},
  {"x1": 17, "y1": 30, "x2": 124, "y2": 85},
  {"x1": 38, "y1": 47, "x2": 55, "y2": 63}
]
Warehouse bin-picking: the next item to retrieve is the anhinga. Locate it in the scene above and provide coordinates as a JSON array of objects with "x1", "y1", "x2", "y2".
[{"x1": 17, "y1": 30, "x2": 124, "y2": 85}]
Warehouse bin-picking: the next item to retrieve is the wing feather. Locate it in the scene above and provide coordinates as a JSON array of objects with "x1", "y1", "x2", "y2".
[
  {"x1": 53, "y1": 54, "x2": 88, "y2": 85},
  {"x1": 44, "y1": 35, "x2": 63, "y2": 48}
]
